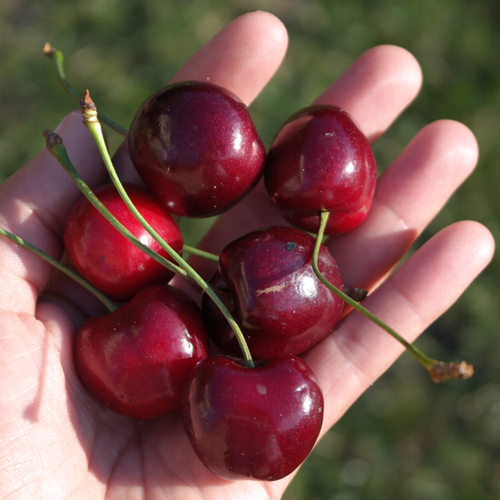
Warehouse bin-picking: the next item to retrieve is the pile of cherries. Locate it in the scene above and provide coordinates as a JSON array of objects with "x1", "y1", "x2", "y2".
[{"x1": 63, "y1": 81, "x2": 377, "y2": 481}]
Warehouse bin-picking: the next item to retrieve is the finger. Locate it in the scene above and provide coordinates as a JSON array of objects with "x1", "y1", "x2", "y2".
[
  {"x1": 327, "y1": 120, "x2": 479, "y2": 291},
  {"x1": 303, "y1": 220, "x2": 494, "y2": 430},
  {"x1": 187, "y1": 44, "x2": 423, "y2": 281},
  {"x1": 0, "y1": 113, "x2": 107, "y2": 313},
  {"x1": 170, "y1": 11, "x2": 288, "y2": 106},
  {"x1": 315, "y1": 45, "x2": 422, "y2": 142}
]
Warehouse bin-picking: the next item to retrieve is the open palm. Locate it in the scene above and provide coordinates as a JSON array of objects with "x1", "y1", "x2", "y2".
[{"x1": 0, "y1": 11, "x2": 494, "y2": 500}]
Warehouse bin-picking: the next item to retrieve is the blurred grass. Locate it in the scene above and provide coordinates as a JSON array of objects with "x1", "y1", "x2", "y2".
[{"x1": 1, "y1": 0, "x2": 499, "y2": 498}]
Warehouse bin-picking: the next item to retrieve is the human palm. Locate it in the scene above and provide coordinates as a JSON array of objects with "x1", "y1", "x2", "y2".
[{"x1": 0, "y1": 11, "x2": 494, "y2": 500}]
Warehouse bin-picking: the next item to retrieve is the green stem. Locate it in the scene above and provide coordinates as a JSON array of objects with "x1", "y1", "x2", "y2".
[
  {"x1": 80, "y1": 92, "x2": 188, "y2": 281},
  {"x1": 43, "y1": 43, "x2": 128, "y2": 137},
  {"x1": 43, "y1": 130, "x2": 188, "y2": 281},
  {"x1": 182, "y1": 245, "x2": 219, "y2": 262},
  {"x1": 80, "y1": 93, "x2": 254, "y2": 368},
  {"x1": 312, "y1": 211, "x2": 474, "y2": 383},
  {"x1": 0, "y1": 227, "x2": 117, "y2": 312}
]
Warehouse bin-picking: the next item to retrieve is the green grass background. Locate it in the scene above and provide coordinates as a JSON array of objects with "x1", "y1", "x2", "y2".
[{"x1": 1, "y1": 0, "x2": 499, "y2": 498}]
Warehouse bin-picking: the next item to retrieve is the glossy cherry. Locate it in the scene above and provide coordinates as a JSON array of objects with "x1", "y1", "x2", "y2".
[
  {"x1": 264, "y1": 104, "x2": 377, "y2": 235},
  {"x1": 183, "y1": 355, "x2": 324, "y2": 481},
  {"x1": 63, "y1": 182, "x2": 183, "y2": 302},
  {"x1": 74, "y1": 284, "x2": 209, "y2": 420},
  {"x1": 128, "y1": 80, "x2": 266, "y2": 218},
  {"x1": 201, "y1": 226, "x2": 344, "y2": 359}
]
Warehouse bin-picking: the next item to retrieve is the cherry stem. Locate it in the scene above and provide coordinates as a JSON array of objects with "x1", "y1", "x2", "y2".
[
  {"x1": 80, "y1": 91, "x2": 255, "y2": 368},
  {"x1": 312, "y1": 211, "x2": 474, "y2": 383},
  {"x1": 43, "y1": 130, "x2": 188, "y2": 282},
  {"x1": 79, "y1": 91, "x2": 188, "y2": 278},
  {"x1": 43, "y1": 43, "x2": 128, "y2": 137},
  {"x1": 0, "y1": 227, "x2": 118, "y2": 312},
  {"x1": 182, "y1": 245, "x2": 219, "y2": 262}
]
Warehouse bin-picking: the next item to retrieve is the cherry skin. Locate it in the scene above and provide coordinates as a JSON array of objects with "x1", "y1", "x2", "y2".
[
  {"x1": 183, "y1": 355, "x2": 324, "y2": 481},
  {"x1": 201, "y1": 226, "x2": 344, "y2": 359},
  {"x1": 128, "y1": 80, "x2": 266, "y2": 218},
  {"x1": 63, "y1": 182, "x2": 183, "y2": 302},
  {"x1": 74, "y1": 284, "x2": 209, "y2": 420},
  {"x1": 264, "y1": 104, "x2": 377, "y2": 235}
]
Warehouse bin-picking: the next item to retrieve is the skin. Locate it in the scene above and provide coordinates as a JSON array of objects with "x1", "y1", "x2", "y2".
[{"x1": 0, "y1": 10, "x2": 494, "y2": 500}]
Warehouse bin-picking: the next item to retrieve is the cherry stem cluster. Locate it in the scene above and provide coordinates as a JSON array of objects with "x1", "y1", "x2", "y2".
[
  {"x1": 0, "y1": 227, "x2": 118, "y2": 312},
  {"x1": 311, "y1": 211, "x2": 474, "y2": 383},
  {"x1": 79, "y1": 90, "x2": 255, "y2": 368}
]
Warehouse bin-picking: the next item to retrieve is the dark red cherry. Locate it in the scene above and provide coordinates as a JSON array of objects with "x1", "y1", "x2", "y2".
[
  {"x1": 63, "y1": 182, "x2": 183, "y2": 302},
  {"x1": 128, "y1": 81, "x2": 266, "y2": 218},
  {"x1": 74, "y1": 284, "x2": 209, "y2": 420},
  {"x1": 183, "y1": 355, "x2": 324, "y2": 481},
  {"x1": 264, "y1": 105, "x2": 377, "y2": 235},
  {"x1": 201, "y1": 226, "x2": 344, "y2": 359}
]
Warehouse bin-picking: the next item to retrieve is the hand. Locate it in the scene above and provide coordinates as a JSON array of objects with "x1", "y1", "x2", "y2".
[{"x1": 0, "y1": 11, "x2": 493, "y2": 500}]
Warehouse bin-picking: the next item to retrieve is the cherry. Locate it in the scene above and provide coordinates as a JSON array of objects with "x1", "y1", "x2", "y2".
[
  {"x1": 74, "y1": 284, "x2": 209, "y2": 420},
  {"x1": 63, "y1": 182, "x2": 183, "y2": 302},
  {"x1": 264, "y1": 105, "x2": 377, "y2": 235},
  {"x1": 183, "y1": 355, "x2": 324, "y2": 481},
  {"x1": 201, "y1": 226, "x2": 344, "y2": 359},
  {"x1": 127, "y1": 81, "x2": 266, "y2": 218}
]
